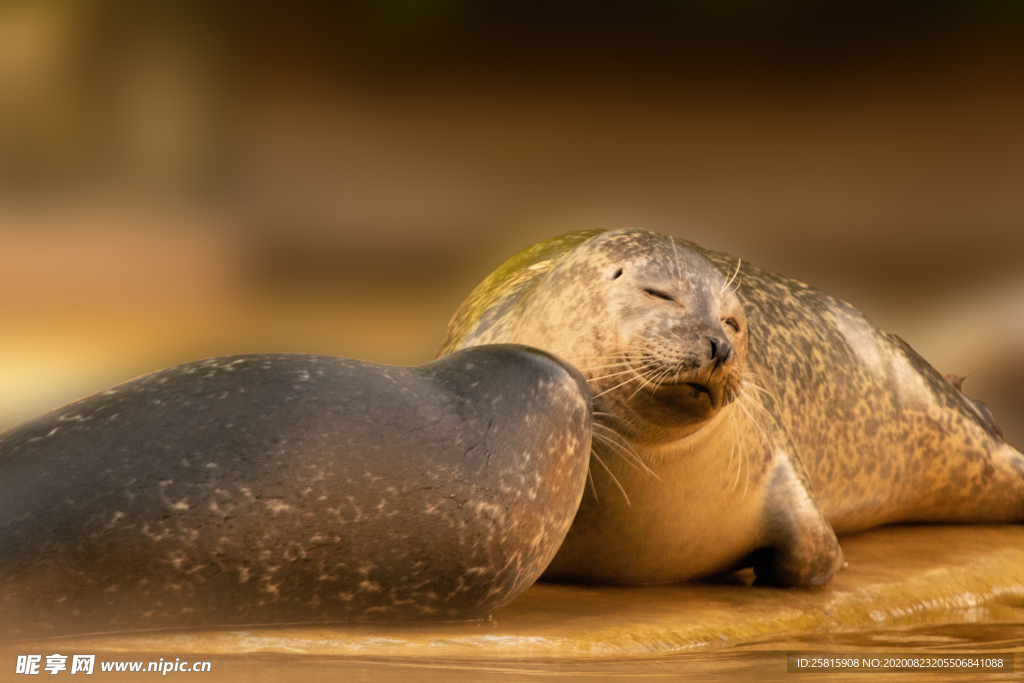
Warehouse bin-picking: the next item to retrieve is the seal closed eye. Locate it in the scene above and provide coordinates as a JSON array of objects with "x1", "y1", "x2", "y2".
[
  {"x1": 644, "y1": 288, "x2": 676, "y2": 302},
  {"x1": 437, "y1": 227, "x2": 1024, "y2": 587}
]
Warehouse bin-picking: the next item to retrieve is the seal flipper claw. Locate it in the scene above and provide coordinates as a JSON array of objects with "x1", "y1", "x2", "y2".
[
  {"x1": 943, "y1": 371, "x2": 1003, "y2": 438},
  {"x1": 751, "y1": 451, "x2": 843, "y2": 587}
]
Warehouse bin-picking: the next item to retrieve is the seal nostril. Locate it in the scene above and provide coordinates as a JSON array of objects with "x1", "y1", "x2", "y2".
[{"x1": 709, "y1": 338, "x2": 732, "y2": 364}]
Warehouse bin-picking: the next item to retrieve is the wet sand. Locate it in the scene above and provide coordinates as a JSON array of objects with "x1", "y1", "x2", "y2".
[{"x1": 2, "y1": 526, "x2": 1022, "y2": 680}]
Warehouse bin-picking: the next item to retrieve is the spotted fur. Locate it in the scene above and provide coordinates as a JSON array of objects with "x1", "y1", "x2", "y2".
[{"x1": 438, "y1": 228, "x2": 1024, "y2": 586}]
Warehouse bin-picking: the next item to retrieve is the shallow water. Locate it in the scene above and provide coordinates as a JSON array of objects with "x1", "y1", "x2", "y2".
[
  {"x1": 13, "y1": 625, "x2": 1022, "y2": 683},
  {"x1": 5, "y1": 526, "x2": 1023, "y2": 681}
]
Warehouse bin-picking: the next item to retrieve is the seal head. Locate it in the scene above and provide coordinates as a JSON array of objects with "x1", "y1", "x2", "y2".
[{"x1": 443, "y1": 230, "x2": 747, "y2": 444}]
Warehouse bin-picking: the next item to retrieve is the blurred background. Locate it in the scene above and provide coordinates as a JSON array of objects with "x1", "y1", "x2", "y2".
[{"x1": 1, "y1": 0, "x2": 1022, "y2": 444}]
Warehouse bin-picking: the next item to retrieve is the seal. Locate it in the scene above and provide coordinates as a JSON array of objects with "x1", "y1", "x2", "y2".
[
  {"x1": 437, "y1": 228, "x2": 1024, "y2": 587},
  {"x1": 0, "y1": 344, "x2": 592, "y2": 638}
]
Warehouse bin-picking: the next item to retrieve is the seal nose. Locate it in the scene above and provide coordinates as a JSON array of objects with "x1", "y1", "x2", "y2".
[{"x1": 709, "y1": 338, "x2": 732, "y2": 366}]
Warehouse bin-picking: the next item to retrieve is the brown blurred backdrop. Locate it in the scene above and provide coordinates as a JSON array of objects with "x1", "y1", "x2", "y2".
[{"x1": 1, "y1": 0, "x2": 1022, "y2": 444}]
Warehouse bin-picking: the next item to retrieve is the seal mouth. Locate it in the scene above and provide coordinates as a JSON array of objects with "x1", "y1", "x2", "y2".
[
  {"x1": 675, "y1": 380, "x2": 720, "y2": 408},
  {"x1": 598, "y1": 353, "x2": 737, "y2": 422},
  {"x1": 649, "y1": 377, "x2": 713, "y2": 398},
  {"x1": 644, "y1": 374, "x2": 735, "y2": 413},
  {"x1": 683, "y1": 382, "x2": 712, "y2": 399},
  {"x1": 648, "y1": 377, "x2": 720, "y2": 406}
]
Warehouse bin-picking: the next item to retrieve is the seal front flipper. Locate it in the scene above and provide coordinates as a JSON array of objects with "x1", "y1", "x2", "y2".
[{"x1": 748, "y1": 446, "x2": 844, "y2": 587}]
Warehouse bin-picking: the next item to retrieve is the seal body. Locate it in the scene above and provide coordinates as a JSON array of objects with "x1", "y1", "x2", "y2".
[
  {"x1": 437, "y1": 228, "x2": 1024, "y2": 587},
  {"x1": 0, "y1": 345, "x2": 592, "y2": 638}
]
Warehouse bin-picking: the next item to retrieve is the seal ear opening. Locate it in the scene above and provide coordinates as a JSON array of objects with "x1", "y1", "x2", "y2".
[{"x1": 611, "y1": 268, "x2": 623, "y2": 280}]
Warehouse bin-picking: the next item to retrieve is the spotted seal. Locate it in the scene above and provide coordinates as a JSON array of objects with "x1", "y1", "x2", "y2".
[
  {"x1": 437, "y1": 228, "x2": 1024, "y2": 587},
  {"x1": 0, "y1": 345, "x2": 592, "y2": 638}
]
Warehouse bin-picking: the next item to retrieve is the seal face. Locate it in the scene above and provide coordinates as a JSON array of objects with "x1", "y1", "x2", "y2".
[
  {"x1": 438, "y1": 228, "x2": 1024, "y2": 587},
  {"x1": 0, "y1": 345, "x2": 592, "y2": 638}
]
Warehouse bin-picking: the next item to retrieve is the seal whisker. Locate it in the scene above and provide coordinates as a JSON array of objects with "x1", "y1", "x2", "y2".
[
  {"x1": 593, "y1": 432, "x2": 642, "y2": 472},
  {"x1": 735, "y1": 390, "x2": 770, "y2": 438},
  {"x1": 593, "y1": 410, "x2": 643, "y2": 434},
  {"x1": 575, "y1": 343, "x2": 651, "y2": 357},
  {"x1": 737, "y1": 407, "x2": 754, "y2": 498},
  {"x1": 670, "y1": 234, "x2": 683, "y2": 291},
  {"x1": 626, "y1": 364, "x2": 666, "y2": 401},
  {"x1": 618, "y1": 352, "x2": 675, "y2": 395},
  {"x1": 721, "y1": 388, "x2": 774, "y2": 500},
  {"x1": 726, "y1": 416, "x2": 736, "y2": 472},
  {"x1": 590, "y1": 450, "x2": 631, "y2": 506},
  {"x1": 634, "y1": 361, "x2": 681, "y2": 395},
  {"x1": 652, "y1": 360, "x2": 684, "y2": 391},
  {"x1": 632, "y1": 363, "x2": 677, "y2": 400},
  {"x1": 587, "y1": 362, "x2": 660, "y2": 385},
  {"x1": 739, "y1": 368, "x2": 773, "y2": 397},
  {"x1": 738, "y1": 379, "x2": 772, "y2": 400},
  {"x1": 590, "y1": 368, "x2": 662, "y2": 399},
  {"x1": 734, "y1": 393, "x2": 773, "y2": 482},
  {"x1": 593, "y1": 425, "x2": 660, "y2": 479},
  {"x1": 593, "y1": 412, "x2": 651, "y2": 466},
  {"x1": 732, "y1": 370, "x2": 775, "y2": 414},
  {"x1": 728, "y1": 409, "x2": 743, "y2": 493},
  {"x1": 737, "y1": 377, "x2": 776, "y2": 426},
  {"x1": 590, "y1": 378, "x2": 647, "y2": 400},
  {"x1": 725, "y1": 409, "x2": 737, "y2": 471},
  {"x1": 576, "y1": 361, "x2": 636, "y2": 373},
  {"x1": 576, "y1": 356, "x2": 637, "y2": 364},
  {"x1": 578, "y1": 357, "x2": 651, "y2": 374},
  {"x1": 577, "y1": 357, "x2": 634, "y2": 366},
  {"x1": 593, "y1": 352, "x2": 659, "y2": 368},
  {"x1": 743, "y1": 440, "x2": 751, "y2": 498},
  {"x1": 734, "y1": 406, "x2": 752, "y2": 498},
  {"x1": 575, "y1": 352, "x2": 644, "y2": 362},
  {"x1": 586, "y1": 362, "x2": 658, "y2": 380},
  {"x1": 724, "y1": 406, "x2": 744, "y2": 493},
  {"x1": 672, "y1": 235, "x2": 692, "y2": 285},
  {"x1": 586, "y1": 457, "x2": 599, "y2": 503},
  {"x1": 719, "y1": 258, "x2": 742, "y2": 297},
  {"x1": 593, "y1": 410, "x2": 629, "y2": 420}
]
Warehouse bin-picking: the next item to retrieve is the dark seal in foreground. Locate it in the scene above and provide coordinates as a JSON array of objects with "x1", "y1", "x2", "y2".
[{"x1": 0, "y1": 345, "x2": 592, "y2": 638}]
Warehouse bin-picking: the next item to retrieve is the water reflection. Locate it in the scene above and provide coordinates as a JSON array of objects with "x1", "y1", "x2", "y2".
[
  {"x1": 4, "y1": 526, "x2": 1021, "y2": 681},
  {"x1": 72, "y1": 635, "x2": 1018, "y2": 683}
]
